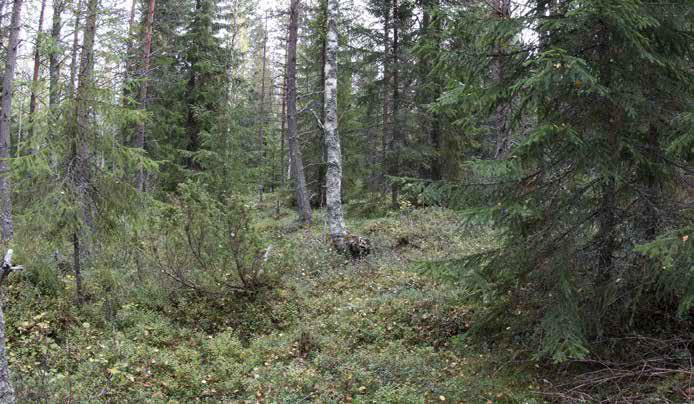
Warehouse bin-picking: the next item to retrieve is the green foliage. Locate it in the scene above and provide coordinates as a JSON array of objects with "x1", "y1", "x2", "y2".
[
  {"x1": 147, "y1": 181, "x2": 275, "y2": 297},
  {"x1": 438, "y1": 0, "x2": 694, "y2": 362},
  {"x1": 5, "y1": 206, "x2": 539, "y2": 402}
]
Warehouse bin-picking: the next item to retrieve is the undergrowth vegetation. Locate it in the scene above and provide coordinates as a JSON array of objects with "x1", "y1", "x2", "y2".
[{"x1": 5, "y1": 197, "x2": 549, "y2": 403}]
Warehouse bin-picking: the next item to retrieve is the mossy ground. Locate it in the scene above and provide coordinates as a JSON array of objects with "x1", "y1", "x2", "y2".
[{"x1": 6, "y1": 201, "x2": 544, "y2": 403}]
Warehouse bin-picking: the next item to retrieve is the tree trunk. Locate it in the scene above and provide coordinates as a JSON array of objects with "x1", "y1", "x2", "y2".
[
  {"x1": 257, "y1": 14, "x2": 268, "y2": 158},
  {"x1": 280, "y1": 74, "x2": 287, "y2": 188},
  {"x1": 49, "y1": 0, "x2": 64, "y2": 111},
  {"x1": 71, "y1": 0, "x2": 98, "y2": 306},
  {"x1": 492, "y1": 0, "x2": 512, "y2": 159},
  {"x1": 0, "y1": 1, "x2": 5, "y2": 41},
  {"x1": 134, "y1": 0, "x2": 156, "y2": 192},
  {"x1": 287, "y1": 0, "x2": 312, "y2": 224},
  {"x1": 121, "y1": 0, "x2": 137, "y2": 112},
  {"x1": 418, "y1": 0, "x2": 442, "y2": 180},
  {"x1": 381, "y1": 0, "x2": 391, "y2": 191},
  {"x1": 0, "y1": 0, "x2": 24, "y2": 242},
  {"x1": 390, "y1": 0, "x2": 401, "y2": 208},
  {"x1": 324, "y1": 0, "x2": 347, "y2": 248},
  {"x1": 256, "y1": 13, "x2": 268, "y2": 198},
  {"x1": 68, "y1": 0, "x2": 82, "y2": 98},
  {"x1": 28, "y1": 0, "x2": 47, "y2": 146},
  {"x1": 316, "y1": 0, "x2": 328, "y2": 207},
  {"x1": 72, "y1": 232, "x2": 83, "y2": 305}
]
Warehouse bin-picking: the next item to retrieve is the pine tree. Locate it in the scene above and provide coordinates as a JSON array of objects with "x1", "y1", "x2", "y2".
[{"x1": 286, "y1": 0, "x2": 312, "y2": 224}]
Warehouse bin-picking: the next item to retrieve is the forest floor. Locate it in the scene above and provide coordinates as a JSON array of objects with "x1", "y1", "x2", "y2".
[{"x1": 7, "y1": 200, "x2": 557, "y2": 402}]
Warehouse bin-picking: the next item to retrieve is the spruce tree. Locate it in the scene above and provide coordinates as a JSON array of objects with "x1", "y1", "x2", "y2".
[{"x1": 447, "y1": 0, "x2": 694, "y2": 361}]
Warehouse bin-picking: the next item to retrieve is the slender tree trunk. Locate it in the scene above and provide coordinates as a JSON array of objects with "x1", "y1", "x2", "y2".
[
  {"x1": 492, "y1": 0, "x2": 511, "y2": 159},
  {"x1": 257, "y1": 14, "x2": 268, "y2": 157},
  {"x1": 49, "y1": 0, "x2": 64, "y2": 111},
  {"x1": 280, "y1": 75, "x2": 287, "y2": 187},
  {"x1": 257, "y1": 13, "x2": 268, "y2": 198},
  {"x1": 418, "y1": 0, "x2": 442, "y2": 180},
  {"x1": 0, "y1": 0, "x2": 24, "y2": 242},
  {"x1": 28, "y1": 0, "x2": 47, "y2": 146},
  {"x1": 72, "y1": 232, "x2": 83, "y2": 305},
  {"x1": 316, "y1": 0, "x2": 328, "y2": 206},
  {"x1": 381, "y1": 0, "x2": 391, "y2": 191},
  {"x1": 324, "y1": 0, "x2": 347, "y2": 248},
  {"x1": 280, "y1": 29, "x2": 289, "y2": 186},
  {"x1": 0, "y1": 1, "x2": 21, "y2": 396},
  {"x1": 390, "y1": 0, "x2": 401, "y2": 208},
  {"x1": 225, "y1": 0, "x2": 241, "y2": 104},
  {"x1": 134, "y1": 0, "x2": 155, "y2": 192},
  {"x1": 0, "y1": 1, "x2": 5, "y2": 41},
  {"x1": 68, "y1": 0, "x2": 82, "y2": 98},
  {"x1": 595, "y1": 46, "x2": 621, "y2": 283},
  {"x1": 71, "y1": 0, "x2": 98, "y2": 306},
  {"x1": 287, "y1": 0, "x2": 312, "y2": 224},
  {"x1": 121, "y1": 0, "x2": 137, "y2": 108}
]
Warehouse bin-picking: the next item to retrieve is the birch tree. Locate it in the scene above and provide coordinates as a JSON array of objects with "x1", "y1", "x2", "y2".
[
  {"x1": 287, "y1": 0, "x2": 312, "y2": 224},
  {"x1": 0, "y1": 0, "x2": 24, "y2": 242},
  {"x1": 323, "y1": 0, "x2": 347, "y2": 248}
]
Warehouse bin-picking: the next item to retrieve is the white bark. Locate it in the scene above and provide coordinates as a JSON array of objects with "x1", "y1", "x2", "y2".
[
  {"x1": 324, "y1": 0, "x2": 347, "y2": 248},
  {"x1": 0, "y1": 0, "x2": 24, "y2": 242}
]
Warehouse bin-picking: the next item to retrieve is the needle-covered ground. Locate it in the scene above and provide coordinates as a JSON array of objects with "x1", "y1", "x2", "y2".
[{"x1": 7, "y1": 203, "x2": 545, "y2": 402}]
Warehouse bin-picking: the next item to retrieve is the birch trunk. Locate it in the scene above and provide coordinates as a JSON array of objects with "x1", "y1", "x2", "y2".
[
  {"x1": 287, "y1": 0, "x2": 312, "y2": 224},
  {"x1": 0, "y1": 0, "x2": 24, "y2": 242},
  {"x1": 0, "y1": 1, "x2": 5, "y2": 41},
  {"x1": 134, "y1": 0, "x2": 156, "y2": 192},
  {"x1": 323, "y1": 0, "x2": 347, "y2": 248}
]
